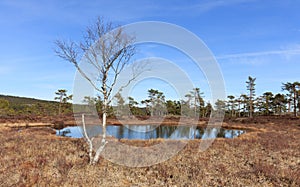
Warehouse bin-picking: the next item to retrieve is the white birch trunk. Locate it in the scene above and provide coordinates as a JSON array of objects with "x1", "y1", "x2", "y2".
[
  {"x1": 92, "y1": 98, "x2": 108, "y2": 164},
  {"x1": 81, "y1": 114, "x2": 94, "y2": 164}
]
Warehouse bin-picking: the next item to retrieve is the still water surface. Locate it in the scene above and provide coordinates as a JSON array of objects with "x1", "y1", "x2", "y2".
[{"x1": 56, "y1": 125, "x2": 245, "y2": 140}]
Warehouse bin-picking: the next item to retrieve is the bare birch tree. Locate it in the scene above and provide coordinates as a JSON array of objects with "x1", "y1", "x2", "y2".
[{"x1": 54, "y1": 17, "x2": 139, "y2": 164}]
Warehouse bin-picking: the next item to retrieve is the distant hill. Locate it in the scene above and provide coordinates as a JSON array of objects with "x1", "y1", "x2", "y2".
[
  {"x1": 0, "y1": 94, "x2": 69, "y2": 116},
  {"x1": 0, "y1": 94, "x2": 57, "y2": 105}
]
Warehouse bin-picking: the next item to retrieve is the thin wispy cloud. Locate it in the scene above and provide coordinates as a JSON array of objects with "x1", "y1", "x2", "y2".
[
  {"x1": 217, "y1": 49, "x2": 300, "y2": 60},
  {"x1": 171, "y1": 0, "x2": 257, "y2": 14},
  {"x1": 196, "y1": 0, "x2": 256, "y2": 12}
]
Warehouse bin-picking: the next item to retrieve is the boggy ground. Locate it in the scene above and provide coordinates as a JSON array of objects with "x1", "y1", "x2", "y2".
[{"x1": 0, "y1": 116, "x2": 299, "y2": 186}]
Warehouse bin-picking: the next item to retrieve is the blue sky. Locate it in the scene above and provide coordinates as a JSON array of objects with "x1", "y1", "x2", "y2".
[{"x1": 1, "y1": 0, "x2": 300, "y2": 102}]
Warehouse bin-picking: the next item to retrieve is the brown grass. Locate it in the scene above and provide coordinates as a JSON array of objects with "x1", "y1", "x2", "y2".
[{"x1": 0, "y1": 116, "x2": 299, "y2": 186}]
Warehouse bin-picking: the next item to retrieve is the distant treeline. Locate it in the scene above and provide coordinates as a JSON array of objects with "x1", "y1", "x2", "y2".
[{"x1": 0, "y1": 78, "x2": 299, "y2": 118}]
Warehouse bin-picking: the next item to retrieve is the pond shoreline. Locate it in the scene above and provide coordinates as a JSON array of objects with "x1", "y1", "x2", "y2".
[
  {"x1": 1, "y1": 115, "x2": 298, "y2": 141},
  {"x1": 0, "y1": 120, "x2": 258, "y2": 132},
  {"x1": 56, "y1": 125, "x2": 247, "y2": 139}
]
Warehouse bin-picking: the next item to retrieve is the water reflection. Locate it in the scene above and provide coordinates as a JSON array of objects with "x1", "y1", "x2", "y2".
[{"x1": 56, "y1": 125, "x2": 245, "y2": 139}]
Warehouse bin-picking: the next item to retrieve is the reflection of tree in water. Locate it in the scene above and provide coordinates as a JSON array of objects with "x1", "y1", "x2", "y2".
[
  {"x1": 217, "y1": 128, "x2": 226, "y2": 138},
  {"x1": 201, "y1": 127, "x2": 221, "y2": 139},
  {"x1": 194, "y1": 127, "x2": 203, "y2": 139},
  {"x1": 58, "y1": 129, "x2": 71, "y2": 137},
  {"x1": 172, "y1": 126, "x2": 194, "y2": 139},
  {"x1": 116, "y1": 125, "x2": 124, "y2": 139},
  {"x1": 157, "y1": 126, "x2": 177, "y2": 139}
]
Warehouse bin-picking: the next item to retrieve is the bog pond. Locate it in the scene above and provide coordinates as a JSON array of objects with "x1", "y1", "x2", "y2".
[{"x1": 56, "y1": 125, "x2": 245, "y2": 140}]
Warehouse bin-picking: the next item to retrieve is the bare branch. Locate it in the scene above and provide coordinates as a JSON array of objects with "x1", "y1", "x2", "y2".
[
  {"x1": 54, "y1": 40, "x2": 79, "y2": 65},
  {"x1": 54, "y1": 39, "x2": 102, "y2": 93}
]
